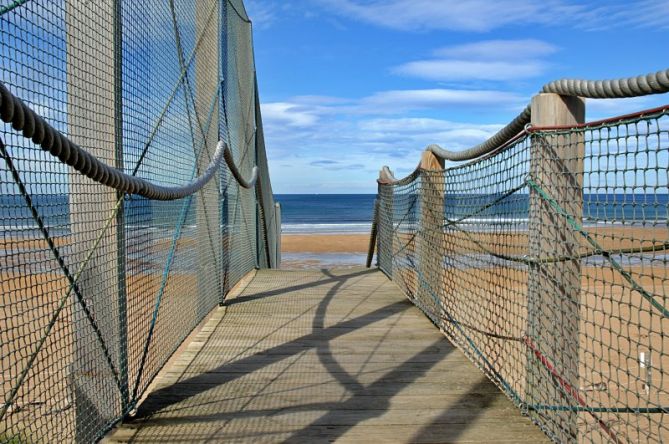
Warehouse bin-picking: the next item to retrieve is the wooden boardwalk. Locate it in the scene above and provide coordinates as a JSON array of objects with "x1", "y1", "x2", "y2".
[{"x1": 105, "y1": 268, "x2": 548, "y2": 443}]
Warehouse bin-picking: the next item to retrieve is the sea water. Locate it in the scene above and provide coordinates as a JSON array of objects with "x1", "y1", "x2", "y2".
[
  {"x1": 277, "y1": 194, "x2": 376, "y2": 234},
  {"x1": 1, "y1": 193, "x2": 666, "y2": 269},
  {"x1": 1, "y1": 193, "x2": 667, "y2": 235}
]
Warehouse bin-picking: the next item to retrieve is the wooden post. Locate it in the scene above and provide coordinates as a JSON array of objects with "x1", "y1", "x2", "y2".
[
  {"x1": 366, "y1": 199, "x2": 379, "y2": 268},
  {"x1": 274, "y1": 202, "x2": 282, "y2": 267},
  {"x1": 195, "y1": 0, "x2": 222, "y2": 315},
  {"x1": 417, "y1": 150, "x2": 445, "y2": 321},
  {"x1": 66, "y1": 1, "x2": 124, "y2": 440},
  {"x1": 377, "y1": 168, "x2": 395, "y2": 277},
  {"x1": 220, "y1": 0, "x2": 230, "y2": 302},
  {"x1": 526, "y1": 93, "x2": 584, "y2": 439},
  {"x1": 253, "y1": 75, "x2": 273, "y2": 269}
]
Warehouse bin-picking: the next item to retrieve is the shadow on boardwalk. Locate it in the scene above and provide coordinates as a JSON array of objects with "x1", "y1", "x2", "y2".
[{"x1": 106, "y1": 268, "x2": 547, "y2": 443}]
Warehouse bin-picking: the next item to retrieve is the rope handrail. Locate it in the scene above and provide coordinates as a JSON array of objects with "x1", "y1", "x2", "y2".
[
  {"x1": 380, "y1": 101, "x2": 669, "y2": 186},
  {"x1": 421, "y1": 68, "x2": 669, "y2": 163},
  {"x1": 372, "y1": 96, "x2": 669, "y2": 442},
  {"x1": 223, "y1": 145, "x2": 259, "y2": 189},
  {"x1": 0, "y1": 82, "x2": 263, "y2": 200}
]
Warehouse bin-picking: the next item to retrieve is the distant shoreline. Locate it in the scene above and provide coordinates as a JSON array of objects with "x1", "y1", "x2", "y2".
[
  {"x1": 281, "y1": 223, "x2": 372, "y2": 234},
  {"x1": 280, "y1": 233, "x2": 369, "y2": 269}
]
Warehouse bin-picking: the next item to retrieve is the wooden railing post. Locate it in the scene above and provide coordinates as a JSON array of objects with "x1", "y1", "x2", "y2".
[
  {"x1": 274, "y1": 202, "x2": 282, "y2": 267},
  {"x1": 366, "y1": 198, "x2": 379, "y2": 268},
  {"x1": 526, "y1": 93, "x2": 584, "y2": 439},
  {"x1": 195, "y1": 0, "x2": 222, "y2": 313},
  {"x1": 66, "y1": 0, "x2": 126, "y2": 439},
  {"x1": 377, "y1": 168, "x2": 395, "y2": 276},
  {"x1": 417, "y1": 150, "x2": 445, "y2": 321}
]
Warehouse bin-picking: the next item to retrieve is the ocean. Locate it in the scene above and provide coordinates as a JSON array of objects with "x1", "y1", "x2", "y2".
[
  {"x1": 2, "y1": 193, "x2": 666, "y2": 269},
  {"x1": 276, "y1": 194, "x2": 376, "y2": 234},
  {"x1": 1, "y1": 193, "x2": 667, "y2": 235},
  {"x1": 276, "y1": 193, "x2": 669, "y2": 234}
]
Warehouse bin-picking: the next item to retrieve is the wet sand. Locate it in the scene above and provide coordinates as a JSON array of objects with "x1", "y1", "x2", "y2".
[
  {"x1": 280, "y1": 233, "x2": 370, "y2": 269},
  {"x1": 281, "y1": 233, "x2": 370, "y2": 253}
]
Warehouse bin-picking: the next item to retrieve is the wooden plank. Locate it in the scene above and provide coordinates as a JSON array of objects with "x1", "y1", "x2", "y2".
[
  {"x1": 107, "y1": 423, "x2": 546, "y2": 444},
  {"x1": 105, "y1": 268, "x2": 548, "y2": 443}
]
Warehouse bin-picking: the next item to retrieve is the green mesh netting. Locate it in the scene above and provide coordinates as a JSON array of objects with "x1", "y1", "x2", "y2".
[
  {"x1": 376, "y1": 108, "x2": 669, "y2": 443},
  {"x1": 0, "y1": 1, "x2": 278, "y2": 442}
]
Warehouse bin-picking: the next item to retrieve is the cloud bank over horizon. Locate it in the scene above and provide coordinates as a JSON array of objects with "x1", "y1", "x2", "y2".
[{"x1": 245, "y1": 0, "x2": 669, "y2": 193}]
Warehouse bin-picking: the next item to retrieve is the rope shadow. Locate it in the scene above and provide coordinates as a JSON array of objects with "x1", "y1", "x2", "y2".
[
  {"x1": 223, "y1": 268, "x2": 376, "y2": 307},
  {"x1": 127, "y1": 270, "x2": 413, "y2": 425}
]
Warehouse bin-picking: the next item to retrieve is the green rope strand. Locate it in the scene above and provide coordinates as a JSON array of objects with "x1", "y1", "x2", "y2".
[
  {"x1": 449, "y1": 220, "x2": 669, "y2": 265},
  {"x1": 526, "y1": 404, "x2": 668, "y2": 413},
  {"x1": 526, "y1": 177, "x2": 669, "y2": 318},
  {"x1": 131, "y1": 84, "x2": 221, "y2": 402},
  {"x1": 0, "y1": 0, "x2": 29, "y2": 16},
  {"x1": 443, "y1": 182, "x2": 527, "y2": 228}
]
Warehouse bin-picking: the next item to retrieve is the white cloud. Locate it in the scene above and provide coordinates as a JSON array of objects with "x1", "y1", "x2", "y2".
[
  {"x1": 394, "y1": 60, "x2": 546, "y2": 82},
  {"x1": 264, "y1": 113, "x2": 508, "y2": 192},
  {"x1": 359, "y1": 117, "x2": 502, "y2": 134},
  {"x1": 394, "y1": 39, "x2": 556, "y2": 82},
  {"x1": 362, "y1": 89, "x2": 525, "y2": 110},
  {"x1": 260, "y1": 94, "x2": 514, "y2": 192},
  {"x1": 261, "y1": 88, "x2": 525, "y2": 126},
  {"x1": 261, "y1": 102, "x2": 319, "y2": 127},
  {"x1": 433, "y1": 39, "x2": 558, "y2": 60},
  {"x1": 357, "y1": 118, "x2": 503, "y2": 150},
  {"x1": 580, "y1": 0, "x2": 669, "y2": 30},
  {"x1": 243, "y1": 0, "x2": 278, "y2": 29},
  {"x1": 315, "y1": 0, "x2": 583, "y2": 32},
  {"x1": 585, "y1": 96, "x2": 669, "y2": 120},
  {"x1": 315, "y1": 0, "x2": 669, "y2": 32}
]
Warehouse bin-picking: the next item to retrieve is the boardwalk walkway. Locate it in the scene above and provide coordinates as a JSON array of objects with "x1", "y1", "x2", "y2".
[{"x1": 105, "y1": 268, "x2": 548, "y2": 443}]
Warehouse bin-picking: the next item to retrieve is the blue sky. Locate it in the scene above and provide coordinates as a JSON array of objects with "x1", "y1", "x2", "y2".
[{"x1": 244, "y1": 0, "x2": 669, "y2": 194}]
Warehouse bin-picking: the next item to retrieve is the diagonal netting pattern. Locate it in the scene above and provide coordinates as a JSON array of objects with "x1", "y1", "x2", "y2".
[
  {"x1": 0, "y1": 0, "x2": 278, "y2": 442},
  {"x1": 376, "y1": 108, "x2": 669, "y2": 443}
]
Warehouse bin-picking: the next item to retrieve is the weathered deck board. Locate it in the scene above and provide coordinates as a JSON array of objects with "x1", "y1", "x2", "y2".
[{"x1": 105, "y1": 268, "x2": 548, "y2": 443}]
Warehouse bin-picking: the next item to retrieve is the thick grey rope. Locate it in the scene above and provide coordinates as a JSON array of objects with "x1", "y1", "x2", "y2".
[
  {"x1": 0, "y1": 82, "x2": 228, "y2": 200},
  {"x1": 426, "y1": 68, "x2": 669, "y2": 162},
  {"x1": 223, "y1": 145, "x2": 258, "y2": 189}
]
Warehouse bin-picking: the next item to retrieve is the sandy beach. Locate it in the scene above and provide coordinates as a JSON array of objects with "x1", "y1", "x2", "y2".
[{"x1": 280, "y1": 233, "x2": 371, "y2": 269}]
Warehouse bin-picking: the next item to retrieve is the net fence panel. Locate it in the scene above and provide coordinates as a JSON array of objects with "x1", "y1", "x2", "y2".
[
  {"x1": 376, "y1": 108, "x2": 668, "y2": 443},
  {"x1": 222, "y1": 0, "x2": 259, "y2": 290},
  {"x1": 0, "y1": 0, "x2": 276, "y2": 442}
]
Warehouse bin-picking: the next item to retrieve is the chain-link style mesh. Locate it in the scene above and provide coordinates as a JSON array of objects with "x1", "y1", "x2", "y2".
[
  {"x1": 376, "y1": 108, "x2": 669, "y2": 443},
  {"x1": 0, "y1": 1, "x2": 277, "y2": 442}
]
